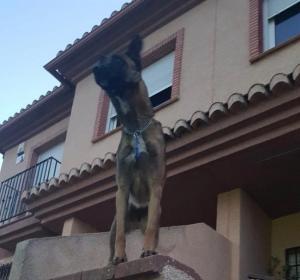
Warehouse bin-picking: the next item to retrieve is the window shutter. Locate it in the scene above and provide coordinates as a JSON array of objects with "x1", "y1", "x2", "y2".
[
  {"x1": 142, "y1": 52, "x2": 175, "y2": 97},
  {"x1": 267, "y1": 0, "x2": 299, "y2": 18}
]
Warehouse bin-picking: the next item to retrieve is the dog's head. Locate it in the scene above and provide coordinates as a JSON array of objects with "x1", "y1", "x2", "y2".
[{"x1": 93, "y1": 35, "x2": 143, "y2": 94}]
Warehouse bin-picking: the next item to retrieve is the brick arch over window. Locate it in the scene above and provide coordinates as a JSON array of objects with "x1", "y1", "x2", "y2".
[
  {"x1": 92, "y1": 28, "x2": 185, "y2": 142},
  {"x1": 249, "y1": 0, "x2": 264, "y2": 61}
]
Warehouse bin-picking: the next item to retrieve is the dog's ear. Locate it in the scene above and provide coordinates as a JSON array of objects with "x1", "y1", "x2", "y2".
[{"x1": 126, "y1": 35, "x2": 143, "y2": 72}]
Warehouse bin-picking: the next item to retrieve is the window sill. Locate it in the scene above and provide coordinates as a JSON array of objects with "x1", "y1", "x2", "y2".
[
  {"x1": 250, "y1": 34, "x2": 300, "y2": 63},
  {"x1": 91, "y1": 96, "x2": 179, "y2": 144}
]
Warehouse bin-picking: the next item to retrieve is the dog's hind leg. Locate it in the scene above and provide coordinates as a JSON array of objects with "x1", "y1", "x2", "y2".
[{"x1": 113, "y1": 188, "x2": 129, "y2": 264}]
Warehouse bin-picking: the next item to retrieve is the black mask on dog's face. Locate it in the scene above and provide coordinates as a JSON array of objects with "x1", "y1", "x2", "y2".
[{"x1": 93, "y1": 35, "x2": 143, "y2": 94}]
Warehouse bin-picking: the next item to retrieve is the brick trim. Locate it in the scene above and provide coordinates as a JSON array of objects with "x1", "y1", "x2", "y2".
[
  {"x1": 249, "y1": 0, "x2": 263, "y2": 61},
  {"x1": 92, "y1": 90, "x2": 110, "y2": 140},
  {"x1": 92, "y1": 29, "x2": 185, "y2": 143}
]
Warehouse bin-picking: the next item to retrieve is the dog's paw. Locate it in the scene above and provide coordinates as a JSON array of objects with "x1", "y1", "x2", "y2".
[
  {"x1": 112, "y1": 255, "x2": 127, "y2": 265},
  {"x1": 140, "y1": 250, "x2": 157, "y2": 258}
]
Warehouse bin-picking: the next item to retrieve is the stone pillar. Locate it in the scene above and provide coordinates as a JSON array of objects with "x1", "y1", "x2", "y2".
[
  {"x1": 216, "y1": 188, "x2": 271, "y2": 280},
  {"x1": 62, "y1": 217, "x2": 97, "y2": 236}
]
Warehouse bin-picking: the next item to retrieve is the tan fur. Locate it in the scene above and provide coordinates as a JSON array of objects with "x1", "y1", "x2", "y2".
[{"x1": 93, "y1": 37, "x2": 166, "y2": 264}]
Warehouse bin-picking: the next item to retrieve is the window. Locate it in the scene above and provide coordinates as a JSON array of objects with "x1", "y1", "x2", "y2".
[
  {"x1": 34, "y1": 141, "x2": 64, "y2": 181},
  {"x1": 286, "y1": 247, "x2": 300, "y2": 280},
  {"x1": 105, "y1": 52, "x2": 175, "y2": 132},
  {"x1": 92, "y1": 29, "x2": 184, "y2": 141},
  {"x1": 105, "y1": 103, "x2": 120, "y2": 132},
  {"x1": 142, "y1": 52, "x2": 174, "y2": 107},
  {"x1": 263, "y1": 0, "x2": 300, "y2": 50},
  {"x1": 16, "y1": 142, "x2": 25, "y2": 164}
]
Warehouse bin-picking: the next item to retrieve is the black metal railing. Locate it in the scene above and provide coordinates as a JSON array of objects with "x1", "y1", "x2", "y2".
[
  {"x1": 0, "y1": 157, "x2": 61, "y2": 223},
  {"x1": 0, "y1": 263, "x2": 11, "y2": 280}
]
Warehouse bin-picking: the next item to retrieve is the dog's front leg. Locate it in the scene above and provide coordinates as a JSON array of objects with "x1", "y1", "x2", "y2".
[
  {"x1": 114, "y1": 188, "x2": 128, "y2": 264},
  {"x1": 141, "y1": 185, "x2": 162, "y2": 257}
]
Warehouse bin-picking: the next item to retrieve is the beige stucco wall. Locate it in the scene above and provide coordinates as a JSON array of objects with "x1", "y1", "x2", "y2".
[
  {"x1": 271, "y1": 212, "x2": 300, "y2": 279},
  {"x1": 61, "y1": 0, "x2": 300, "y2": 172},
  {"x1": 0, "y1": 117, "x2": 69, "y2": 182},
  {"x1": 217, "y1": 188, "x2": 271, "y2": 280}
]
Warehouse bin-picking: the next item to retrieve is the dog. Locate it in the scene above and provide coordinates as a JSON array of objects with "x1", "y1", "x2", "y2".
[{"x1": 93, "y1": 35, "x2": 166, "y2": 264}]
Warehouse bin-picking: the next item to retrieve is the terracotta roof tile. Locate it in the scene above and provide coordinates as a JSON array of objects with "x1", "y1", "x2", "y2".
[
  {"x1": 162, "y1": 126, "x2": 175, "y2": 140},
  {"x1": 208, "y1": 102, "x2": 228, "y2": 121},
  {"x1": 292, "y1": 64, "x2": 300, "y2": 85},
  {"x1": 269, "y1": 73, "x2": 292, "y2": 95},
  {"x1": 22, "y1": 64, "x2": 300, "y2": 203},
  {"x1": 173, "y1": 119, "x2": 191, "y2": 137},
  {"x1": 91, "y1": 157, "x2": 104, "y2": 171},
  {"x1": 54, "y1": 0, "x2": 139, "y2": 59},
  {"x1": 1, "y1": 1, "x2": 143, "y2": 130},
  {"x1": 190, "y1": 111, "x2": 208, "y2": 129},
  {"x1": 79, "y1": 162, "x2": 92, "y2": 177},
  {"x1": 0, "y1": 85, "x2": 64, "y2": 130},
  {"x1": 227, "y1": 93, "x2": 247, "y2": 113},
  {"x1": 247, "y1": 84, "x2": 269, "y2": 103}
]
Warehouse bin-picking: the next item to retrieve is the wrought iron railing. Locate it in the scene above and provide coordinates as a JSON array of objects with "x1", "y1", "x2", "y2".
[
  {"x1": 0, "y1": 263, "x2": 11, "y2": 280},
  {"x1": 0, "y1": 157, "x2": 61, "y2": 223}
]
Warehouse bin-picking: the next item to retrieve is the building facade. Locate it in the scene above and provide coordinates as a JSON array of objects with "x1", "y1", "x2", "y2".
[{"x1": 0, "y1": 0, "x2": 300, "y2": 279}]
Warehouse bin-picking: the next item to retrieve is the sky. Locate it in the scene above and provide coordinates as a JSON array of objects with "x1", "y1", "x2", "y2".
[{"x1": 0, "y1": 0, "x2": 126, "y2": 169}]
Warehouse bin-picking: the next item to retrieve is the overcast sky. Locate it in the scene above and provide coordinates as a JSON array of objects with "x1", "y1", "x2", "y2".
[{"x1": 0, "y1": 0, "x2": 126, "y2": 169}]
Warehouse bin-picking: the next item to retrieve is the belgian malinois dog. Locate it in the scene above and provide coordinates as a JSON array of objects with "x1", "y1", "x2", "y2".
[{"x1": 93, "y1": 36, "x2": 166, "y2": 264}]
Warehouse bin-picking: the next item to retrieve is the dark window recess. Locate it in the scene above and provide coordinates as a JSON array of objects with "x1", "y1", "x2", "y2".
[
  {"x1": 114, "y1": 86, "x2": 172, "y2": 129},
  {"x1": 286, "y1": 247, "x2": 300, "y2": 280},
  {"x1": 150, "y1": 86, "x2": 172, "y2": 108},
  {"x1": 275, "y1": 2, "x2": 300, "y2": 46}
]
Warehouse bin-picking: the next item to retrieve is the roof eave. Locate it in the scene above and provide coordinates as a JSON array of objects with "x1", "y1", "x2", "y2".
[
  {"x1": 44, "y1": 0, "x2": 203, "y2": 82},
  {"x1": 44, "y1": 0, "x2": 148, "y2": 72}
]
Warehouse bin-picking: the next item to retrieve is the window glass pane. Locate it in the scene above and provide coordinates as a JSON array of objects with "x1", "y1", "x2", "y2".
[
  {"x1": 142, "y1": 52, "x2": 174, "y2": 97},
  {"x1": 288, "y1": 252, "x2": 297, "y2": 265},
  {"x1": 275, "y1": 2, "x2": 300, "y2": 45},
  {"x1": 267, "y1": 0, "x2": 300, "y2": 18},
  {"x1": 288, "y1": 266, "x2": 297, "y2": 278}
]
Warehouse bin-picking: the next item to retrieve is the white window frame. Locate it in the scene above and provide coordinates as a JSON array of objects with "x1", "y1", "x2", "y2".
[
  {"x1": 16, "y1": 142, "x2": 25, "y2": 164},
  {"x1": 105, "y1": 103, "x2": 118, "y2": 132},
  {"x1": 263, "y1": 0, "x2": 300, "y2": 50},
  {"x1": 105, "y1": 52, "x2": 175, "y2": 132}
]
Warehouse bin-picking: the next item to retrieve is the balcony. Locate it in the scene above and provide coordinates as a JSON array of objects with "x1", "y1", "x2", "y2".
[
  {"x1": 0, "y1": 263, "x2": 11, "y2": 280},
  {"x1": 0, "y1": 157, "x2": 61, "y2": 224}
]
